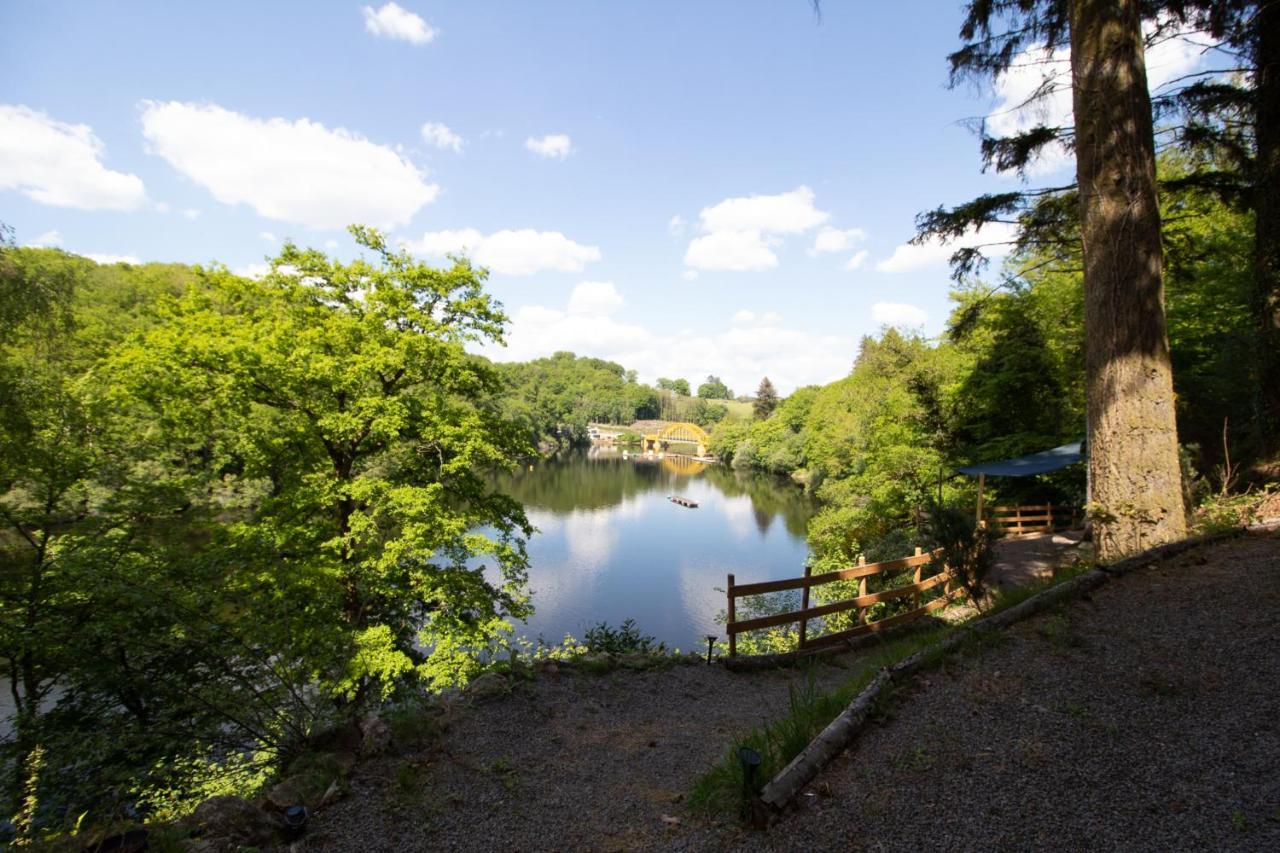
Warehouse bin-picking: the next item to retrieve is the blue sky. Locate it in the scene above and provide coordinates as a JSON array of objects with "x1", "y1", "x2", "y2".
[{"x1": 0, "y1": 2, "x2": 1204, "y2": 394}]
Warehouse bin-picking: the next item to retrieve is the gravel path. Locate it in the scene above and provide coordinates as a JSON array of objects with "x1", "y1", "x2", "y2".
[
  {"x1": 989, "y1": 529, "x2": 1086, "y2": 588},
  {"x1": 301, "y1": 533, "x2": 1278, "y2": 851},
  {"x1": 744, "y1": 533, "x2": 1280, "y2": 852},
  {"x1": 301, "y1": 656, "x2": 856, "y2": 851}
]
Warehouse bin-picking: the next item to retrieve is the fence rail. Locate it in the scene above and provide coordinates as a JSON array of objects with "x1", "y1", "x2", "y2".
[
  {"x1": 985, "y1": 503, "x2": 1081, "y2": 536},
  {"x1": 725, "y1": 547, "x2": 963, "y2": 657}
]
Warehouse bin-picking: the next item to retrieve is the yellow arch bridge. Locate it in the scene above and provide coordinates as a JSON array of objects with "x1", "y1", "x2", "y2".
[{"x1": 642, "y1": 422, "x2": 711, "y2": 458}]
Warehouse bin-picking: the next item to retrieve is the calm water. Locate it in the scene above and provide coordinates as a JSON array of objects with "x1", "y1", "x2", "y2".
[{"x1": 495, "y1": 447, "x2": 817, "y2": 651}]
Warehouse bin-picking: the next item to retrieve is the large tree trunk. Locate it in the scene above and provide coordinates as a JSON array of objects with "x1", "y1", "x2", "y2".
[
  {"x1": 1070, "y1": 0, "x2": 1187, "y2": 559},
  {"x1": 1253, "y1": 0, "x2": 1280, "y2": 449}
]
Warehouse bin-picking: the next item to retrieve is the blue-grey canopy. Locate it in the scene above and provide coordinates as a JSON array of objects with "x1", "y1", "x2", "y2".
[{"x1": 957, "y1": 442, "x2": 1084, "y2": 478}]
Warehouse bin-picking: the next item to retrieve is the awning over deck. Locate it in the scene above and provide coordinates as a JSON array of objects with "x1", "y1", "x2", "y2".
[{"x1": 956, "y1": 441, "x2": 1084, "y2": 478}]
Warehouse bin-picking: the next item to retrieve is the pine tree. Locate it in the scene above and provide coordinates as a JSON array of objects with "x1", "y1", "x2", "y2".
[
  {"x1": 1070, "y1": 0, "x2": 1186, "y2": 556},
  {"x1": 934, "y1": 0, "x2": 1188, "y2": 557},
  {"x1": 754, "y1": 376, "x2": 779, "y2": 420}
]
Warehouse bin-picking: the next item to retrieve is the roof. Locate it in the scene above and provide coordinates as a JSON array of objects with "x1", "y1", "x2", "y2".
[{"x1": 957, "y1": 441, "x2": 1084, "y2": 477}]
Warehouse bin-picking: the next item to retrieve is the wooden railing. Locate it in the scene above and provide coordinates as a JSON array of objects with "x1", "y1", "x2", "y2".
[
  {"x1": 725, "y1": 547, "x2": 963, "y2": 657},
  {"x1": 985, "y1": 504, "x2": 1081, "y2": 536}
]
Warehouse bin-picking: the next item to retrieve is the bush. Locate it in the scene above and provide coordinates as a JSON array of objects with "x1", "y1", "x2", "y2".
[
  {"x1": 924, "y1": 501, "x2": 994, "y2": 605},
  {"x1": 582, "y1": 619, "x2": 664, "y2": 655}
]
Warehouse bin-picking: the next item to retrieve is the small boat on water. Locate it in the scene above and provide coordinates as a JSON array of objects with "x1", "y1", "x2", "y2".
[{"x1": 668, "y1": 495, "x2": 699, "y2": 508}]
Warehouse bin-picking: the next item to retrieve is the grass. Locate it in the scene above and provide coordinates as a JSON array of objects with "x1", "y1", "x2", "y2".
[
  {"x1": 686, "y1": 627, "x2": 948, "y2": 817},
  {"x1": 687, "y1": 561, "x2": 1098, "y2": 820}
]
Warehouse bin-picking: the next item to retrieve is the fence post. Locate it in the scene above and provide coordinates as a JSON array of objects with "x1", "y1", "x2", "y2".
[
  {"x1": 913, "y1": 546, "x2": 923, "y2": 609},
  {"x1": 798, "y1": 563, "x2": 811, "y2": 650},
  {"x1": 727, "y1": 574, "x2": 736, "y2": 658},
  {"x1": 856, "y1": 555, "x2": 867, "y2": 624},
  {"x1": 975, "y1": 472, "x2": 985, "y2": 526}
]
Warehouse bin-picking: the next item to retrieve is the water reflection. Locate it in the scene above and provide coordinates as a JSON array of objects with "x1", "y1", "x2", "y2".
[{"x1": 494, "y1": 448, "x2": 816, "y2": 650}]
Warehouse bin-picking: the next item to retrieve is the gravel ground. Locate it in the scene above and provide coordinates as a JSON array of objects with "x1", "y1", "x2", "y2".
[
  {"x1": 302, "y1": 533, "x2": 1277, "y2": 852},
  {"x1": 990, "y1": 530, "x2": 1087, "y2": 588},
  {"x1": 743, "y1": 533, "x2": 1280, "y2": 852},
  {"x1": 301, "y1": 656, "x2": 857, "y2": 852}
]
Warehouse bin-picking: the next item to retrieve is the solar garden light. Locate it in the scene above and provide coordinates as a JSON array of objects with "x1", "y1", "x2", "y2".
[
  {"x1": 738, "y1": 745, "x2": 763, "y2": 806},
  {"x1": 283, "y1": 805, "x2": 309, "y2": 839},
  {"x1": 705, "y1": 634, "x2": 717, "y2": 664}
]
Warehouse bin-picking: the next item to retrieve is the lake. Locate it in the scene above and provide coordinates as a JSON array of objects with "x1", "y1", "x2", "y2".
[{"x1": 495, "y1": 447, "x2": 817, "y2": 652}]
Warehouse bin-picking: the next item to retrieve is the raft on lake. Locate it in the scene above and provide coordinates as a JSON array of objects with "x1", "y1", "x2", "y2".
[{"x1": 668, "y1": 495, "x2": 699, "y2": 508}]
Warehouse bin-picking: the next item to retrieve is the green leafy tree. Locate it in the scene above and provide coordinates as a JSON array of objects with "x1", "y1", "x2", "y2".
[
  {"x1": 697, "y1": 375, "x2": 732, "y2": 399},
  {"x1": 495, "y1": 352, "x2": 660, "y2": 443},
  {"x1": 113, "y1": 226, "x2": 534, "y2": 697},
  {"x1": 689, "y1": 398, "x2": 729, "y2": 427},
  {"x1": 753, "y1": 377, "x2": 779, "y2": 420},
  {"x1": 673, "y1": 378, "x2": 691, "y2": 396}
]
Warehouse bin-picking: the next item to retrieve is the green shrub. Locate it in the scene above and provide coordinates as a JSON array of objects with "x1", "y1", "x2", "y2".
[{"x1": 582, "y1": 619, "x2": 664, "y2": 655}]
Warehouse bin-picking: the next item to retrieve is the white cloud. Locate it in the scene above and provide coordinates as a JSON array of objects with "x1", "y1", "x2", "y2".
[
  {"x1": 260, "y1": 231, "x2": 277, "y2": 243},
  {"x1": 484, "y1": 294, "x2": 851, "y2": 395},
  {"x1": 0, "y1": 104, "x2": 147, "y2": 211},
  {"x1": 421, "y1": 121, "x2": 463, "y2": 152},
  {"x1": 84, "y1": 252, "x2": 142, "y2": 266},
  {"x1": 567, "y1": 281, "x2": 624, "y2": 317},
  {"x1": 668, "y1": 214, "x2": 685, "y2": 236},
  {"x1": 986, "y1": 20, "x2": 1205, "y2": 176},
  {"x1": 362, "y1": 3, "x2": 437, "y2": 45},
  {"x1": 699, "y1": 186, "x2": 828, "y2": 235},
  {"x1": 525, "y1": 134, "x2": 573, "y2": 160},
  {"x1": 140, "y1": 101, "x2": 438, "y2": 230},
  {"x1": 684, "y1": 186, "x2": 829, "y2": 272},
  {"x1": 844, "y1": 250, "x2": 869, "y2": 270},
  {"x1": 26, "y1": 229, "x2": 62, "y2": 248},
  {"x1": 324, "y1": 239, "x2": 339, "y2": 249},
  {"x1": 871, "y1": 301, "x2": 928, "y2": 327},
  {"x1": 811, "y1": 226, "x2": 867, "y2": 254},
  {"x1": 984, "y1": 44, "x2": 1074, "y2": 175},
  {"x1": 684, "y1": 229, "x2": 777, "y2": 271},
  {"x1": 731, "y1": 309, "x2": 782, "y2": 327},
  {"x1": 680, "y1": 270, "x2": 698, "y2": 281},
  {"x1": 876, "y1": 221, "x2": 1018, "y2": 274},
  {"x1": 403, "y1": 228, "x2": 600, "y2": 275},
  {"x1": 181, "y1": 208, "x2": 201, "y2": 219}
]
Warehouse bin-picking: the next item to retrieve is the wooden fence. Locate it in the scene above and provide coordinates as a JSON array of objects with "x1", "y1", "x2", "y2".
[
  {"x1": 725, "y1": 547, "x2": 964, "y2": 657},
  {"x1": 985, "y1": 503, "x2": 1081, "y2": 536}
]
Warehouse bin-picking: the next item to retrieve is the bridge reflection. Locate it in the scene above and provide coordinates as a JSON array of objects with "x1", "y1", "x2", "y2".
[{"x1": 618, "y1": 450, "x2": 708, "y2": 476}]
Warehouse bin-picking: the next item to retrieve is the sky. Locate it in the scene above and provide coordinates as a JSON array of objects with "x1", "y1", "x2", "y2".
[{"x1": 0, "y1": 2, "x2": 1207, "y2": 395}]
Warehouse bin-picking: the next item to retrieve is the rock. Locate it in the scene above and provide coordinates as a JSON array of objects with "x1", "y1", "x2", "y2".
[
  {"x1": 190, "y1": 795, "x2": 279, "y2": 851},
  {"x1": 619, "y1": 652, "x2": 653, "y2": 671},
  {"x1": 464, "y1": 672, "x2": 510, "y2": 702},
  {"x1": 266, "y1": 771, "x2": 333, "y2": 811},
  {"x1": 533, "y1": 659, "x2": 560, "y2": 676},
  {"x1": 266, "y1": 750, "x2": 355, "y2": 811},
  {"x1": 360, "y1": 712, "x2": 392, "y2": 756},
  {"x1": 309, "y1": 719, "x2": 363, "y2": 755},
  {"x1": 288, "y1": 749, "x2": 356, "y2": 778},
  {"x1": 329, "y1": 749, "x2": 358, "y2": 775}
]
